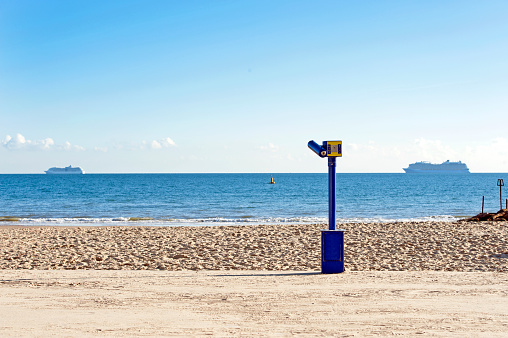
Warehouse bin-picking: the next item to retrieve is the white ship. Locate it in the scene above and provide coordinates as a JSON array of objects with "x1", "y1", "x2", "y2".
[
  {"x1": 45, "y1": 165, "x2": 85, "y2": 174},
  {"x1": 403, "y1": 160, "x2": 470, "y2": 173}
]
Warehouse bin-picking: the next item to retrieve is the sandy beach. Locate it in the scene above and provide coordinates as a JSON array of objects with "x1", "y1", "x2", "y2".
[
  {"x1": 1, "y1": 270, "x2": 507, "y2": 337},
  {"x1": 1, "y1": 221, "x2": 508, "y2": 271},
  {"x1": 1, "y1": 221, "x2": 508, "y2": 336}
]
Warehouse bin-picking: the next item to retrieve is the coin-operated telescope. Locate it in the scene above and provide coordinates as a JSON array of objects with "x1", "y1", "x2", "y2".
[
  {"x1": 308, "y1": 140, "x2": 342, "y2": 158},
  {"x1": 308, "y1": 140, "x2": 344, "y2": 274}
]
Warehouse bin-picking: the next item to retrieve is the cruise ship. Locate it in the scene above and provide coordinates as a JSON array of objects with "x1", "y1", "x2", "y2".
[
  {"x1": 403, "y1": 160, "x2": 470, "y2": 173},
  {"x1": 45, "y1": 165, "x2": 85, "y2": 174}
]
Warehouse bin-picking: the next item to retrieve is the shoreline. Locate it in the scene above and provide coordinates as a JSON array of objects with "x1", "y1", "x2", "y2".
[
  {"x1": 1, "y1": 221, "x2": 508, "y2": 272},
  {"x1": 0, "y1": 214, "x2": 463, "y2": 227}
]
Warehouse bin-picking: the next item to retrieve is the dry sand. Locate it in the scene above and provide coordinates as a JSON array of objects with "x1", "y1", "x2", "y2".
[
  {"x1": 1, "y1": 221, "x2": 508, "y2": 271},
  {"x1": 1, "y1": 270, "x2": 508, "y2": 337},
  {"x1": 1, "y1": 221, "x2": 508, "y2": 336}
]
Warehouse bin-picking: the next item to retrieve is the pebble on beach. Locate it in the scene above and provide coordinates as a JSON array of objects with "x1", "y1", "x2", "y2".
[{"x1": 1, "y1": 221, "x2": 507, "y2": 272}]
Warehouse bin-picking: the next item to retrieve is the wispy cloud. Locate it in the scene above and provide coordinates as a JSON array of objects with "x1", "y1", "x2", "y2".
[
  {"x1": 121, "y1": 137, "x2": 178, "y2": 151},
  {"x1": 62, "y1": 141, "x2": 85, "y2": 151},
  {"x1": 107, "y1": 137, "x2": 177, "y2": 151},
  {"x1": 1, "y1": 133, "x2": 84, "y2": 151},
  {"x1": 150, "y1": 137, "x2": 176, "y2": 149},
  {"x1": 259, "y1": 143, "x2": 279, "y2": 152}
]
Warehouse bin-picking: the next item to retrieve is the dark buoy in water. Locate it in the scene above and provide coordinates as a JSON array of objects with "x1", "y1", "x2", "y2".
[{"x1": 269, "y1": 174, "x2": 275, "y2": 184}]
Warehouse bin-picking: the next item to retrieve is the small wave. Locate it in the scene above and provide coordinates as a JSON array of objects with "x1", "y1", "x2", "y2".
[
  {"x1": 334, "y1": 215, "x2": 459, "y2": 224},
  {"x1": 9, "y1": 216, "x2": 327, "y2": 226},
  {"x1": 17, "y1": 217, "x2": 132, "y2": 225},
  {"x1": 6, "y1": 215, "x2": 459, "y2": 226}
]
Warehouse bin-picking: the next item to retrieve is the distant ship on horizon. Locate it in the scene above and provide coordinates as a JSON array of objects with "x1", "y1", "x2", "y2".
[
  {"x1": 403, "y1": 160, "x2": 470, "y2": 173},
  {"x1": 45, "y1": 165, "x2": 84, "y2": 174}
]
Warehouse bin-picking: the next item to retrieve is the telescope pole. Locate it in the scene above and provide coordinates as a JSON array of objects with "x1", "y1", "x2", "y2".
[{"x1": 328, "y1": 157, "x2": 336, "y2": 230}]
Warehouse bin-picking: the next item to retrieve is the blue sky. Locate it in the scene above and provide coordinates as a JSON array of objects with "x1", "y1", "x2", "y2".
[{"x1": 1, "y1": 0, "x2": 507, "y2": 173}]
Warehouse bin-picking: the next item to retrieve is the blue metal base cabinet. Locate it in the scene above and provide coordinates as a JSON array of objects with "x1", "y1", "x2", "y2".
[{"x1": 321, "y1": 230, "x2": 345, "y2": 274}]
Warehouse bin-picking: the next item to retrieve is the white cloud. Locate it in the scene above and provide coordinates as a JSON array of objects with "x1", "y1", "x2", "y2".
[
  {"x1": 1, "y1": 134, "x2": 84, "y2": 151},
  {"x1": 411, "y1": 138, "x2": 456, "y2": 162},
  {"x1": 61, "y1": 141, "x2": 85, "y2": 152},
  {"x1": 112, "y1": 137, "x2": 176, "y2": 151},
  {"x1": 2, "y1": 134, "x2": 29, "y2": 149},
  {"x1": 151, "y1": 140, "x2": 162, "y2": 149},
  {"x1": 160, "y1": 137, "x2": 176, "y2": 147},
  {"x1": 150, "y1": 137, "x2": 176, "y2": 149},
  {"x1": 260, "y1": 143, "x2": 279, "y2": 152},
  {"x1": 37, "y1": 137, "x2": 55, "y2": 150}
]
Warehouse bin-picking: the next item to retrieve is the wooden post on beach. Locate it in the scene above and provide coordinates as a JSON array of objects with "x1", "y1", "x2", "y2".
[
  {"x1": 482, "y1": 196, "x2": 484, "y2": 213},
  {"x1": 497, "y1": 179, "x2": 504, "y2": 211}
]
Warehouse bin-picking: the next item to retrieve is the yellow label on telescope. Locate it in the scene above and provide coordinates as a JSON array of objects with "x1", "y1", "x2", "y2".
[{"x1": 325, "y1": 141, "x2": 342, "y2": 157}]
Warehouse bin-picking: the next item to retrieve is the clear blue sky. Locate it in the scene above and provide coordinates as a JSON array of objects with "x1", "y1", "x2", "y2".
[{"x1": 1, "y1": 0, "x2": 507, "y2": 173}]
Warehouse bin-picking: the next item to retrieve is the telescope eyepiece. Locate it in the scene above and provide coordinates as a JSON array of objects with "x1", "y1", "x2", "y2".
[{"x1": 308, "y1": 140, "x2": 326, "y2": 158}]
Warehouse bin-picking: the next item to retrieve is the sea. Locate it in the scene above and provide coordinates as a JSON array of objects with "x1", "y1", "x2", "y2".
[{"x1": 0, "y1": 173, "x2": 507, "y2": 226}]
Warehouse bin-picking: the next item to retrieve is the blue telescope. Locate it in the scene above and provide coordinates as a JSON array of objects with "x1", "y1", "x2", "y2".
[
  {"x1": 308, "y1": 140, "x2": 326, "y2": 157},
  {"x1": 308, "y1": 140, "x2": 344, "y2": 274},
  {"x1": 308, "y1": 140, "x2": 342, "y2": 230},
  {"x1": 308, "y1": 140, "x2": 342, "y2": 159}
]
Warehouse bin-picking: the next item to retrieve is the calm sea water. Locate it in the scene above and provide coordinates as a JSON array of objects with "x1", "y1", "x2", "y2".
[{"x1": 0, "y1": 173, "x2": 507, "y2": 226}]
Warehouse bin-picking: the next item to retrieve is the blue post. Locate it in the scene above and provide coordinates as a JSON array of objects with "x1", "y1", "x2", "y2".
[
  {"x1": 328, "y1": 157, "x2": 336, "y2": 231},
  {"x1": 308, "y1": 139, "x2": 344, "y2": 274},
  {"x1": 322, "y1": 155, "x2": 344, "y2": 273}
]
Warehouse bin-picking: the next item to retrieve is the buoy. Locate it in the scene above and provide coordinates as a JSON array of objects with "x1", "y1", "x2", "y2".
[{"x1": 269, "y1": 174, "x2": 275, "y2": 184}]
